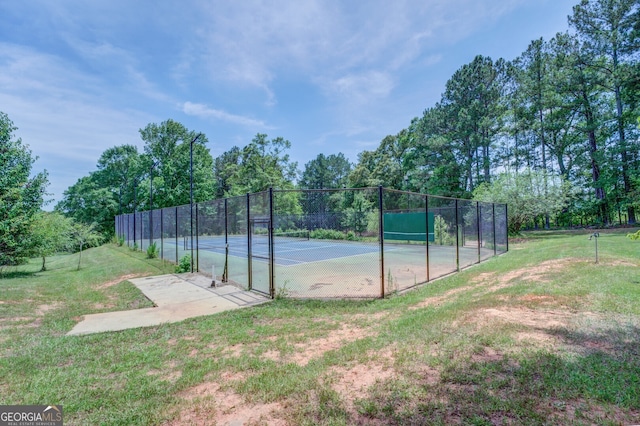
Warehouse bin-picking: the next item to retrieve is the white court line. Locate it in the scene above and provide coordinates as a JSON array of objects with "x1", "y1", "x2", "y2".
[{"x1": 273, "y1": 244, "x2": 391, "y2": 266}]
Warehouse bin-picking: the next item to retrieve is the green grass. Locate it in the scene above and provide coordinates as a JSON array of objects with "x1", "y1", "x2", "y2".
[{"x1": 1, "y1": 231, "x2": 639, "y2": 425}]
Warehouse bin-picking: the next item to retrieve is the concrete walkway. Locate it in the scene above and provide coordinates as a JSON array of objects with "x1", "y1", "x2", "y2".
[{"x1": 67, "y1": 274, "x2": 270, "y2": 336}]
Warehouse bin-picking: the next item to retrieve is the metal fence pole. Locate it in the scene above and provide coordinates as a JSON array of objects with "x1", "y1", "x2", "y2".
[
  {"x1": 455, "y1": 199, "x2": 460, "y2": 272},
  {"x1": 378, "y1": 186, "x2": 385, "y2": 298},
  {"x1": 268, "y1": 187, "x2": 275, "y2": 299},
  {"x1": 195, "y1": 203, "x2": 199, "y2": 272},
  {"x1": 247, "y1": 193, "x2": 252, "y2": 291},
  {"x1": 175, "y1": 207, "x2": 178, "y2": 264},
  {"x1": 492, "y1": 203, "x2": 497, "y2": 256},
  {"x1": 224, "y1": 197, "x2": 228, "y2": 283},
  {"x1": 425, "y1": 195, "x2": 430, "y2": 283},
  {"x1": 505, "y1": 204, "x2": 509, "y2": 252},
  {"x1": 160, "y1": 208, "x2": 164, "y2": 262},
  {"x1": 476, "y1": 201, "x2": 481, "y2": 263}
]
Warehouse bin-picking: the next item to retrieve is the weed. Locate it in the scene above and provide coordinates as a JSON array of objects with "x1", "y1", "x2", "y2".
[
  {"x1": 175, "y1": 254, "x2": 191, "y2": 273},
  {"x1": 146, "y1": 242, "x2": 158, "y2": 259}
]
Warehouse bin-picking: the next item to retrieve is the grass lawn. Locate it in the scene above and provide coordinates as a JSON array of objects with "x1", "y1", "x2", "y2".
[{"x1": 1, "y1": 230, "x2": 639, "y2": 425}]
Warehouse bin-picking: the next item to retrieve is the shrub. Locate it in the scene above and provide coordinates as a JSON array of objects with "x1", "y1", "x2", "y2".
[
  {"x1": 627, "y1": 230, "x2": 640, "y2": 240},
  {"x1": 175, "y1": 254, "x2": 191, "y2": 273},
  {"x1": 310, "y1": 228, "x2": 360, "y2": 241},
  {"x1": 146, "y1": 242, "x2": 159, "y2": 259},
  {"x1": 434, "y1": 215, "x2": 455, "y2": 246}
]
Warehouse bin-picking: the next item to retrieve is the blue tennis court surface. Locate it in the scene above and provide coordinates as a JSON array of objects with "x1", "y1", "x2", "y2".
[{"x1": 169, "y1": 236, "x2": 381, "y2": 266}]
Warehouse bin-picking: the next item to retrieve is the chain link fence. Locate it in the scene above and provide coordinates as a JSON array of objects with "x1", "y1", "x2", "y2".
[{"x1": 115, "y1": 187, "x2": 508, "y2": 299}]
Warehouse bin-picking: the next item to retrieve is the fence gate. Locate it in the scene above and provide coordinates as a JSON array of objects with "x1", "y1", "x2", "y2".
[{"x1": 248, "y1": 218, "x2": 272, "y2": 296}]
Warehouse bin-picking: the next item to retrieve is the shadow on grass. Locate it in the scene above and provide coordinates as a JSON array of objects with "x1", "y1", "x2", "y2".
[
  {"x1": 0, "y1": 270, "x2": 38, "y2": 280},
  {"x1": 347, "y1": 324, "x2": 640, "y2": 425}
]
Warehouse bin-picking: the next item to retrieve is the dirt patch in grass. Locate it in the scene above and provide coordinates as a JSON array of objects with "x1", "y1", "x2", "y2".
[
  {"x1": 607, "y1": 259, "x2": 638, "y2": 267},
  {"x1": 169, "y1": 381, "x2": 285, "y2": 426},
  {"x1": 519, "y1": 294, "x2": 557, "y2": 304},
  {"x1": 0, "y1": 303, "x2": 62, "y2": 330},
  {"x1": 515, "y1": 330, "x2": 559, "y2": 346},
  {"x1": 542, "y1": 398, "x2": 640, "y2": 425},
  {"x1": 470, "y1": 346, "x2": 504, "y2": 363},
  {"x1": 221, "y1": 343, "x2": 245, "y2": 358},
  {"x1": 97, "y1": 273, "x2": 144, "y2": 289},
  {"x1": 409, "y1": 285, "x2": 474, "y2": 310},
  {"x1": 290, "y1": 324, "x2": 374, "y2": 366},
  {"x1": 147, "y1": 361, "x2": 182, "y2": 384},
  {"x1": 472, "y1": 259, "x2": 586, "y2": 292},
  {"x1": 478, "y1": 307, "x2": 573, "y2": 329}
]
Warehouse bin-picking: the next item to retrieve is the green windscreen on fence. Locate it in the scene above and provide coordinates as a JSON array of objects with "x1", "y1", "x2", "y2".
[{"x1": 383, "y1": 211, "x2": 435, "y2": 242}]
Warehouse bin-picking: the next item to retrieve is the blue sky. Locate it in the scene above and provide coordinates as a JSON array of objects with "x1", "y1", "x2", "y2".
[{"x1": 0, "y1": 0, "x2": 575, "y2": 207}]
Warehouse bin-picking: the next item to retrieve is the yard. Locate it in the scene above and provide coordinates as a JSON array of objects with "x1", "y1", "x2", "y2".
[{"x1": 1, "y1": 229, "x2": 639, "y2": 425}]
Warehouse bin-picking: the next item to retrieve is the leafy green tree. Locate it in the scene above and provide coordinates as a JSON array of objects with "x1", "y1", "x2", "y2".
[
  {"x1": 298, "y1": 153, "x2": 351, "y2": 219},
  {"x1": 300, "y1": 153, "x2": 351, "y2": 189},
  {"x1": 550, "y1": 32, "x2": 611, "y2": 223},
  {"x1": 31, "y1": 212, "x2": 72, "y2": 271},
  {"x1": 570, "y1": 0, "x2": 640, "y2": 223},
  {"x1": 0, "y1": 112, "x2": 48, "y2": 267},
  {"x1": 139, "y1": 119, "x2": 214, "y2": 208},
  {"x1": 473, "y1": 169, "x2": 571, "y2": 234},
  {"x1": 406, "y1": 108, "x2": 465, "y2": 197},
  {"x1": 441, "y1": 55, "x2": 506, "y2": 192},
  {"x1": 342, "y1": 192, "x2": 374, "y2": 236},
  {"x1": 347, "y1": 133, "x2": 408, "y2": 191},
  {"x1": 226, "y1": 133, "x2": 298, "y2": 194},
  {"x1": 213, "y1": 146, "x2": 242, "y2": 198},
  {"x1": 94, "y1": 145, "x2": 141, "y2": 214},
  {"x1": 56, "y1": 176, "x2": 118, "y2": 236},
  {"x1": 69, "y1": 222, "x2": 103, "y2": 270}
]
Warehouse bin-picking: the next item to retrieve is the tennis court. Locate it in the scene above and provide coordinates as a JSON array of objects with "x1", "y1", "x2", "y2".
[
  {"x1": 116, "y1": 187, "x2": 508, "y2": 299},
  {"x1": 170, "y1": 233, "x2": 380, "y2": 266}
]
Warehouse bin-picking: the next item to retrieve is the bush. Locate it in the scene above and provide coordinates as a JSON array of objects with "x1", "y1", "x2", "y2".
[
  {"x1": 627, "y1": 230, "x2": 640, "y2": 240},
  {"x1": 175, "y1": 254, "x2": 191, "y2": 273},
  {"x1": 434, "y1": 215, "x2": 455, "y2": 246},
  {"x1": 310, "y1": 228, "x2": 361, "y2": 241},
  {"x1": 146, "y1": 242, "x2": 159, "y2": 259}
]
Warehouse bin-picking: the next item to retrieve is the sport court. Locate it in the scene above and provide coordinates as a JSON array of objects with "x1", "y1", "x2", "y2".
[{"x1": 116, "y1": 187, "x2": 508, "y2": 299}]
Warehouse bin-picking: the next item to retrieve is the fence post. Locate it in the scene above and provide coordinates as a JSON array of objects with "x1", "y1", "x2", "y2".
[
  {"x1": 268, "y1": 188, "x2": 275, "y2": 299},
  {"x1": 195, "y1": 203, "x2": 199, "y2": 272},
  {"x1": 492, "y1": 203, "x2": 497, "y2": 256},
  {"x1": 378, "y1": 186, "x2": 385, "y2": 298},
  {"x1": 224, "y1": 198, "x2": 228, "y2": 283},
  {"x1": 505, "y1": 204, "x2": 509, "y2": 252},
  {"x1": 247, "y1": 193, "x2": 252, "y2": 291},
  {"x1": 160, "y1": 209, "x2": 164, "y2": 262},
  {"x1": 175, "y1": 207, "x2": 178, "y2": 264},
  {"x1": 133, "y1": 212, "x2": 136, "y2": 249},
  {"x1": 455, "y1": 199, "x2": 460, "y2": 272},
  {"x1": 425, "y1": 195, "x2": 430, "y2": 283},
  {"x1": 140, "y1": 213, "x2": 143, "y2": 251},
  {"x1": 476, "y1": 201, "x2": 481, "y2": 264}
]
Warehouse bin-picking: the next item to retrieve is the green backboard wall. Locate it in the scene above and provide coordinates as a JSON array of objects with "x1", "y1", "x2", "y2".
[{"x1": 383, "y1": 211, "x2": 435, "y2": 242}]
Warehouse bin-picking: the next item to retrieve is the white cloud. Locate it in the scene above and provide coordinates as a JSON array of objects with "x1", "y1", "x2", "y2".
[
  {"x1": 0, "y1": 43, "x2": 154, "y2": 206},
  {"x1": 330, "y1": 71, "x2": 395, "y2": 101},
  {"x1": 181, "y1": 102, "x2": 270, "y2": 128},
  {"x1": 191, "y1": 0, "x2": 524, "y2": 109}
]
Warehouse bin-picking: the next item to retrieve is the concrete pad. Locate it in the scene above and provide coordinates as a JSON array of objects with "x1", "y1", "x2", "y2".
[{"x1": 66, "y1": 274, "x2": 270, "y2": 336}]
